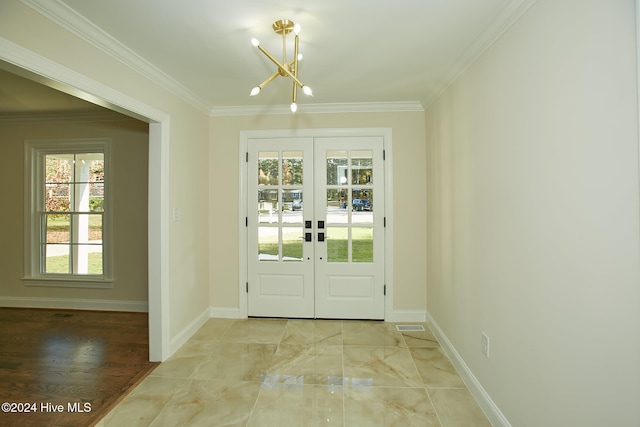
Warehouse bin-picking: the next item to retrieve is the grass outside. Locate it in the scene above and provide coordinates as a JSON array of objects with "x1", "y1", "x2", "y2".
[
  {"x1": 46, "y1": 252, "x2": 103, "y2": 274},
  {"x1": 259, "y1": 227, "x2": 373, "y2": 262}
]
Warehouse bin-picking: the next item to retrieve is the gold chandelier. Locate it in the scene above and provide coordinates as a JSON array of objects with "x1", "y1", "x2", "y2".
[{"x1": 250, "y1": 19, "x2": 313, "y2": 113}]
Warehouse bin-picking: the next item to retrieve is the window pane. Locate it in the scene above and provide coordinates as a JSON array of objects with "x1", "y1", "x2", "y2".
[
  {"x1": 258, "y1": 151, "x2": 279, "y2": 185},
  {"x1": 45, "y1": 156, "x2": 72, "y2": 183},
  {"x1": 89, "y1": 158, "x2": 105, "y2": 182},
  {"x1": 283, "y1": 190, "x2": 303, "y2": 224},
  {"x1": 327, "y1": 227, "x2": 348, "y2": 263},
  {"x1": 326, "y1": 189, "x2": 348, "y2": 224},
  {"x1": 351, "y1": 189, "x2": 373, "y2": 213},
  {"x1": 282, "y1": 227, "x2": 303, "y2": 261},
  {"x1": 258, "y1": 189, "x2": 279, "y2": 224},
  {"x1": 45, "y1": 183, "x2": 70, "y2": 212},
  {"x1": 45, "y1": 214, "x2": 70, "y2": 244},
  {"x1": 352, "y1": 190, "x2": 373, "y2": 224},
  {"x1": 258, "y1": 226, "x2": 279, "y2": 261},
  {"x1": 282, "y1": 151, "x2": 303, "y2": 185},
  {"x1": 77, "y1": 244, "x2": 103, "y2": 275},
  {"x1": 352, "y1": 227, "x2": 373, "y2": 263},
  {"x1": 326, "y1": 151, "x2": 348, "y2": 185},
  {"x1": 90, "y1": 182, "x2": 104, "y2": 212},
  {"x1": 45, "y1": 244, "x2": 70, "y2": 274},
  {"x1": 77, "y1": 214, "x2": 102, "y2": 244},
  {"x1": 351, "y1": 150, "x2": 373, "y2": 185}
]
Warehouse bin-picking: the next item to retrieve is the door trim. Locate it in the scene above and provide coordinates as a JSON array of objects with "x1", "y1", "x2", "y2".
[{"x1": 239, "y1": 128, "x2": 394, "y2": 320}]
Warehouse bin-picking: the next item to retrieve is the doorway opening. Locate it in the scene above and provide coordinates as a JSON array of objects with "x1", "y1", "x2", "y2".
[{"x1": 0, "y1": 43, "x2": 170, "y2": 361}]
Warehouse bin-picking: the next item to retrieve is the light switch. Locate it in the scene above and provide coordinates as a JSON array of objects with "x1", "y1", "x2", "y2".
[{"x1": 173, "y1": 207, "x2": 183, "y2": 222}]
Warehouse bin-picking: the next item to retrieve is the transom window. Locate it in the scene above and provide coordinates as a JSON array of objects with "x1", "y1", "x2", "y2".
[{"x1": 24, "y1": 139, "x2": 112, "y2": 287}]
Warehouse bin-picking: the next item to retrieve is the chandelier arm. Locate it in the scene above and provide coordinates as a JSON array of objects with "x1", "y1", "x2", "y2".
[
  {"x1": 293, "y1": 34, "x2": 299, "y2": 79},
  {"x1": 256, "y1": 44, "x2": 305, "y2": 88},
  {"x1": 292, "y1": 79, "x2": 298, "y2": 104},
  {"x1": 258, "y1": 70, "x2": 280, "y2": 90},
  {"x1": 282, "y1": 29, "x2": 287, "y2": 65},
  {"x1": 292, "y1": 33, "x2": 299, "y2": 105}
]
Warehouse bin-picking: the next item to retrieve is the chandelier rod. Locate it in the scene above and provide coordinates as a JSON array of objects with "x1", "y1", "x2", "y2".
[
  {"x1": 292, "y1": 29, "x2": 299, "y2": 105},
  {"x1": 255, "y1": 43, "x2": 304, "y2": 88}
]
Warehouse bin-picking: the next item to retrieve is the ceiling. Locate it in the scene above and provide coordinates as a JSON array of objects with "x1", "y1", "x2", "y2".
[{"x1": 1, "y1": 0, "x2": 535, "y2": 116}]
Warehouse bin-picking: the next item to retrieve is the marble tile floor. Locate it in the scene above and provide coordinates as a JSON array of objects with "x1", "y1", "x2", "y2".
[{"x1": 97, "y1": 318, "x2": 491, "y2": 427}]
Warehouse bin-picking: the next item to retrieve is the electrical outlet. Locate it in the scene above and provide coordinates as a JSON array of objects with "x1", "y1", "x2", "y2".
[{"x1": 481, "y1": 332, "x2": 490, "y2": 358}]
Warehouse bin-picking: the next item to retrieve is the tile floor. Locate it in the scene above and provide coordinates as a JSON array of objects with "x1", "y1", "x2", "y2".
[{"x1": 97, "y1": 318, "x2": 491, "y2": 427}]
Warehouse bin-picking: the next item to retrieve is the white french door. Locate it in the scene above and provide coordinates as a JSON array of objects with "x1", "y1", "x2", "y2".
[{"x1": 247, "y1": 136, "x2": 385, "y2": 319}]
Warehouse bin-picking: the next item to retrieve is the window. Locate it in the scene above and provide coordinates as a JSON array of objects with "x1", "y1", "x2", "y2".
[{"x1": 24, "y1": 139, "x2": 112, "y2": 287}]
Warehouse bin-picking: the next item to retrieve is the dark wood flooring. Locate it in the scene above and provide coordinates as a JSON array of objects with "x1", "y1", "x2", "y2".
[{"x1": 0, "y1": 308, "x2": 158, "y2": 427}]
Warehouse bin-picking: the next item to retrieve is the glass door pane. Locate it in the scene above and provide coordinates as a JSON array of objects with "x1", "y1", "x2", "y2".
[
  {"x1": 324, "y1": 149, "x2": 375, "y2": 263},
  {"x1": 256, "y1": 150, "x2": 305, "y2": 262}
]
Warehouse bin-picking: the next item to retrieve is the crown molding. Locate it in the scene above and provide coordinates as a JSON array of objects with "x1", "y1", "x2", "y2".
[
  {"x1": 210, "y1": 101, "x2": 424, "y2": 117},
  {"x1": 0, "y1": 110, "x2": 133, "y2": 125},
  {"x1": 421, "y1": 0, "x2": 538, "y2": 109},
  {"x1": 20, "y1": 0, "x2": 212, "y2": 114}
]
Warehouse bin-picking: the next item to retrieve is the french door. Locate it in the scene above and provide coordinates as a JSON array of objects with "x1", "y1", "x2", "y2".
[{"x1": 247, "y1": 135, "x2": 385, "y2": 319}]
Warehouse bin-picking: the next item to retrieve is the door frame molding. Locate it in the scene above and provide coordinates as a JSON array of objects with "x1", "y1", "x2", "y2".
[{"x1": 239, "y1": 128, "x2": 394, "y2": 320}]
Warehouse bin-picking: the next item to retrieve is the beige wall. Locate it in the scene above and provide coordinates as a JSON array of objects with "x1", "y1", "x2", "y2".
[
  {"x1": 426, "y1": 0, "x2": 640, "y2": 425},
  {"x1": 0, "y1": 119, "x2": 149, "y2": 304},
  {"x1": 0, "y1": 0, "x2": 211, "y2": 340},
  {"x1": 209, "y1": 112, "x2": 427, "y2": 314}
]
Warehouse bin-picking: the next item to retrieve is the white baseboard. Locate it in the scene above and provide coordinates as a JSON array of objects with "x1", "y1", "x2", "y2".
[
  {"x1": 387, "y1": 309, "x2": 427, "y2": 323},
  {"x1": 209, "y1": 307, "x2": 242, "y2": 319},
  {"x1": 209, "y1": 307, "x2": 423, "y2": 322},
  {"x1": 169, "y1": 307, "x2": 210, "y2": 356},
  {"x1": 0, "y1": 296, "x2": 148, "y2": 312},
  {"x1": 426, "y1": 311, "x2": 511, "y2": 427}
]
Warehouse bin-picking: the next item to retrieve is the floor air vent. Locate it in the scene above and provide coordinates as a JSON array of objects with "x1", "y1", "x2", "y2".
[{"x1": 395, "y1": 325, "x2": 425, "y2": 332}]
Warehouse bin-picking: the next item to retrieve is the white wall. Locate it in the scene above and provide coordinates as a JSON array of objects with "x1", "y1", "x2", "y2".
[{"x1": 426, "y1": 0, "x2": 640, "y2": 425}]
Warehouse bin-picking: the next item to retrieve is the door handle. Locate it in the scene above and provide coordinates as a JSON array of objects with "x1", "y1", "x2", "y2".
[
  {"x1": 318, "y1": 220, "x2": 325, "y2": 229},
  {"x1": 318, "y1": 232, "x2": 325, "y2": 242},
  {"x1": 305, "y1": 232, "x2": 312, "y2": 242}
]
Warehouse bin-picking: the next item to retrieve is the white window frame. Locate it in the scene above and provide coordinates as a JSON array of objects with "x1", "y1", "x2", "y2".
[{"x1": 23, "y1": 138, "x2": 113, "y2": 288}]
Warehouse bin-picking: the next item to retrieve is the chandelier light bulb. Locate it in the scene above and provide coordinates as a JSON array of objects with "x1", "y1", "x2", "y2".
[
  {"x1": 290, "y1": 102, "x2": 298, "y2": 113},
  {"x1": 302, "y1": 86, "x2": 313, "y2": 96},
  {"x1": 293, "y1": 23, "x2": 301, "y2": 35},
  {"x1": 251, "y1": 38, "x2": 260, "y2": 47},
  {"x1": 250, "y1": 87, "x2": 261, "y2": 96},
  {"x1": 297, "y1": 53, "x2": 303, "y2": 61}
]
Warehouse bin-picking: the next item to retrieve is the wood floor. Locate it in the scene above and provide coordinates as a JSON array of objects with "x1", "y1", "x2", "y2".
[{"x1": 0, "y1": 308, "x2": 158, "y2": 427}]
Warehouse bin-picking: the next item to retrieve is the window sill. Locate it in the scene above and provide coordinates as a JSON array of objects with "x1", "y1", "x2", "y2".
[{"x1": 22, "y1": 276, "x2": 113, "y2": 289}]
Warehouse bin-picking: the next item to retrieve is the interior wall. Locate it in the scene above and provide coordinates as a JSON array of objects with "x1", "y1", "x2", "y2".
[
  {"x1": 0, "y1": 0, "x2": 211, "y2": 344},
  {"x1": 426, "y1": 0, "x2": 640, "y2": 425},
  {"x1": 209, "y1": 112, "x2": 427, "y2": 316},
  {"x1": 0, "y1": 118, "x2": 149, "y2": 306}
]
